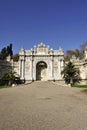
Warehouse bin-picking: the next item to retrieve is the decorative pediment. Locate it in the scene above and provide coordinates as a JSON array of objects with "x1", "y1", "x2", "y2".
[
  {"x1": 38, "y1": 42, "x2": 46, "y2": 48},
  {"x1": 19, "y1": 42, "x2": 64, "y2": 56},
  {"x1": 35, "y1": 42, "x2": 48, "y2": 55}
]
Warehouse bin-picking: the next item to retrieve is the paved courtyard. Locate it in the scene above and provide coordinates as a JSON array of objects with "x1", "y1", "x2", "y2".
[{"x1": 0, "y1": 81, "x2": 87, "y2": 130}]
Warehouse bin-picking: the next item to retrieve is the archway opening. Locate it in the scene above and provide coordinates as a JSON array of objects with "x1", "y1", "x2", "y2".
[{"x1": 36, "y1": 61, "x2": 47, "y2": 81}]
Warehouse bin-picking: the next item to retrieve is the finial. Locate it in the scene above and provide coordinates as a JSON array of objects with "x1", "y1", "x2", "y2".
[
  {"x1": 31, "y1": 48, "x2": 33, "y2": 51},
  {"x1": 51, "y1": 48, "x2": 53, "y2": 51},
  {"x1": 34, "y1": 45, "x2": 36, "y2": 48},
  {"x1": 40, "y1": 42, "x2": 43, "y2": 45},
  {"x1": 47, "y1": 45, "x2": 50, "y2": 49},
  {"x1": 43, "y1": 44, "x2": 45, "y2": 47}
]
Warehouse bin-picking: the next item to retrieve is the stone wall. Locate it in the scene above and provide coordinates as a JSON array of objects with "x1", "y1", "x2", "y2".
[
  {"x1": 0, "y1": 56, "x2": 19, "y2": 79},
  {"x1": 1, "y1": 44, "x2": 87, "y2": 84},
  {"x1": 19, "y1": 43, "x2": 64, "y2": 81},
  {"x1": 69, "y1": 53, "x2": 87, "y2": 84},
  {"x1": 0, "y1": 60, "x2": 12, "y2": 78},
  {"x1": 13, "y1": 61, "x2": 19, "y2": 75}
]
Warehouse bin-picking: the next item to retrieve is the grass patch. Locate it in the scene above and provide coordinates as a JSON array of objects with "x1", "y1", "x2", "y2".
[
  {"x1": 81, "y1": 89, "x2": 87, "y2": 93},
  {"x1": 0, "y1": 85, "x2": 12, "y2": 89},
  {"x1": 72, "y1": 84, "x2": 87, "y2": 88}
]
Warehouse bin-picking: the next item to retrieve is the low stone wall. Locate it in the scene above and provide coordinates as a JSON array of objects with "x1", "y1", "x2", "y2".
[
  {"x1": 79, "y1": 79, "x2": 87, "y2": 85},
  {"x1": 0, "y1": 60, "x2": 12, "y2": 78},
  {"x1": 13, "y1": 61, "x2": 19, "y2": 75}
]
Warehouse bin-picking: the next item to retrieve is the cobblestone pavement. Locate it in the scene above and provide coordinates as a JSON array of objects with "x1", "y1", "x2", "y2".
[{"x1": 0, "y1": 81, "x2": 87, "y2": 130}]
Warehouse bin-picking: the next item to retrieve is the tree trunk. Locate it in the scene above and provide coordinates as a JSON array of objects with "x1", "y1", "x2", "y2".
[
  {"x1": 8, "y1": 80, "x2": 12, "y2": 86},
  {"x1": 70, "y1": 78, "x2": 73, "y2": 86}
]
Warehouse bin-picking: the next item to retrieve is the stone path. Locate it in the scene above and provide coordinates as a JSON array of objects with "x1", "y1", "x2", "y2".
[{"x1": 0, "y1": 81, "x2": 87, "y2": 130}]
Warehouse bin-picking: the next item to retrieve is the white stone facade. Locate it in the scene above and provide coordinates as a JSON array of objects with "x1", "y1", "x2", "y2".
[
  {"x1": 19, "y1": 43, "x2": 64, "y2": 81},
  {"x1": 69, "y1": 46, "x2": 87, "y2": 84},
  {"x1": 1, "y1": 43, "x2": 87, "y2": 84}
]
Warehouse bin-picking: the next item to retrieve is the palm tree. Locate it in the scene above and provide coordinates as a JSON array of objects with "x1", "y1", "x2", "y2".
[
  {"x1": 61, "y1": 61, "x2": 80, "y2": 85},
  {"x1": 3, "y1": 71, "x2": 19, "y2": 86}
]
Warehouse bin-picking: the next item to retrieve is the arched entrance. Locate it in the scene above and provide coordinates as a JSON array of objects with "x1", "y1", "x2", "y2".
[{"x1": 36, "y1": 61, "x2": 47, "y2": 81}]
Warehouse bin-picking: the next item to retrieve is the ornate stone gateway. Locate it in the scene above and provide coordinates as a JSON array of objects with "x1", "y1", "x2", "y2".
[
  {"x1": 19, "y1": 42, "x2": 64, "y2": 82},
  {"x1": 6, "y1": 43, "x2": 87, "y2": 84},
  {"x1": 36, "y1": 61, "x2": 47, "y2": 81}
]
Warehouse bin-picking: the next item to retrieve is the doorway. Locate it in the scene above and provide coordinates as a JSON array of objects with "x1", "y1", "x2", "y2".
[{"x1": 36, "y1": 61, "x2": 47, "y2": 81}]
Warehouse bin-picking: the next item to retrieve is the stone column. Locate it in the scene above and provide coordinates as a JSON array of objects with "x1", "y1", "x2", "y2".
[
  {"x1": 32, "y1": 57, "x2": 34, "y2": 81},
  {"x1": 52, "y1": 56, "x2": 54, "y2": 80},
  {"x1": 60, "y1": 60, "x2": 64, "y2": 70},
  {"x1": 58, "y1": 59, "x2": 61, "y2": 79},
  {"x1": 59, "y1": 59, "x2": 64, "y2": 78},
  {"x1": 19, "y1": 59, "x2": 25, "y2": 80},
  {"x1": 50, "y1": 56, "x2": 54, "y2": 80},
  {"x1": 30, "y1": 56, "x2": 34, "y2": 81},
  {"x1": 20, "y1": 60, "x2": 22, "y2": 78},
  {"x1": 23, "y1": 60, "x2": 25, "y2": 79},
  {"x1": 21, "y1": 60, "x2": 25, "y2": 79}
]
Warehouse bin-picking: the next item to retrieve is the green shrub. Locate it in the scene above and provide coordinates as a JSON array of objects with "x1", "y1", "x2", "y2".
[{"x1": 72, "y1": 84, "x2": 87, "y2": 88}]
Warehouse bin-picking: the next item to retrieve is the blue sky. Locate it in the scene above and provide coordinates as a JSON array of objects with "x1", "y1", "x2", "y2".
[{"x1": 0, "y1": 0, "x2": 87, "y2": 54}]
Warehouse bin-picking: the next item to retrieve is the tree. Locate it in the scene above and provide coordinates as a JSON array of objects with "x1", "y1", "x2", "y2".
[
  {"x1": 64, "y1": 55, "x2": 70, "y2": 61},
  {"x1": 7, "y1": 43, "x2": 13, "y2": 58},
  {"x1": 0, "y1": 43, "x2": 13, "y2": 60},
  {"x1": 80, "y1": 41, "x2": 87, "y2": 51},
  {"x1": 3, "y1": 71, "x2": 20, "y2": 86},
  {"x1": 66, "y1": 50, "x2": 75, "y2": 58},
  {"x1": 64, "y1": 50, "x2": 76, "y2": 61},
  {"x1": 80, "y1": 41, "x2": 87, "y2": 59},
  {"x1": 61, "y1": 62, "x2": 80, "y2": 85},
  {"x1": 13, "y1": 53, "x2": 19, "y2": 62},
  {"x1": 0, "y1": 47, "x2": 7, "y2": 60},
  {"x1": 64, "y1": 49, "x2": 83, "y2": 61}
]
